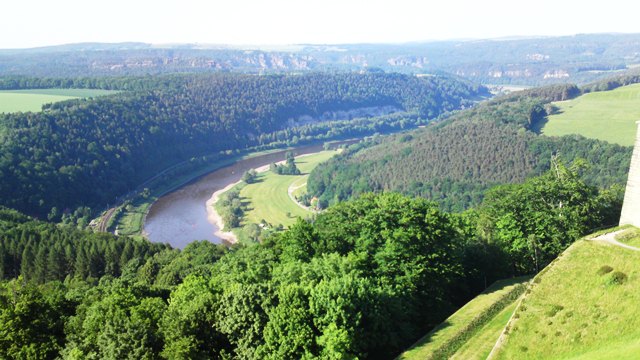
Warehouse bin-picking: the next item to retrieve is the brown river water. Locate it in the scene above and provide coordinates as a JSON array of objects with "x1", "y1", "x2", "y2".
[{"x1": 144, "y1": 141, "x2": 357, "y2": 248}]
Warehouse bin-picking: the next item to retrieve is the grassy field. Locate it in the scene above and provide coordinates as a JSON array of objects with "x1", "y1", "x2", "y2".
[
  {"x1": 0, "y1": 88, "x2": 117, "y2": 113},
  {"x1": 542, "y1": 83, "x2": 640, "y2": 146},
  {"x1": 614, "y1": 227, "x2": 640, "y2": 248},
  {"x1": 400, "y1": 276, "x2": 529, "y2": 360},
  {"x1": 493, "y1": 237, "x2": 640, "y2": 359},
  {"x1": 239, "y1": 150, "x2": 338, "y2": 228}
]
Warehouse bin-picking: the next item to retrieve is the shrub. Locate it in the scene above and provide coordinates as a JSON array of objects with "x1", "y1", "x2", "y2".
[
  {"x1": 597, "y1": 265, "x2": 614, "y2": 275},
  {"x1": 545, "y1": 304, "x2": 564, "y2": 317},
  {"x1": 607, "y1": 271, "x2": 628, "y2": 285}
]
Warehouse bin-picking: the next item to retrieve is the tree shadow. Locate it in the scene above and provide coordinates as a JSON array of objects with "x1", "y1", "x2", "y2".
[{"x1": 529, "y1": 116, "x2": 549, "y2": 134}]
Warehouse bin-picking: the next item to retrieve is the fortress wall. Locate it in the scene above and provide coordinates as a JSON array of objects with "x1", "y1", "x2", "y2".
[{"x1": 619, "y1": 122, "x2": 640, "y2": 226}]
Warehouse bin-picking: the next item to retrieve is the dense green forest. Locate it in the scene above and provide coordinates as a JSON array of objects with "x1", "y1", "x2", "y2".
[
  {"x1": 0, "y1": 160, "x2": 620, "y2": 359},
  {"x1": 308, "y1": 81, "x2": 632, "y2": 211},
  {"x1": 0, "y1": 72, "x2": 485, "y2": 217}
]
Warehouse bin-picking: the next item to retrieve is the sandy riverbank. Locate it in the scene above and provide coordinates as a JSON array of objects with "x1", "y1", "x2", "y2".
[
  {"x1": 205, "y1": 162, "x2": 274, "y2": 244},
  {"x1": 206, "y1": 153, "x2": 321, "y2": 243}
]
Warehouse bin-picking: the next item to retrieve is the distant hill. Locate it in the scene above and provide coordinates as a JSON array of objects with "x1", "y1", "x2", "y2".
[{"x1": 2, "y1": 33, "x2": 640, "y2": 84}]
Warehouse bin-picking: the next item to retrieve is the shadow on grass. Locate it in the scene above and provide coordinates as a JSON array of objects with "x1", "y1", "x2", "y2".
[{"x1": 405, "y1": 320, "x2": 454, "y2": 352}]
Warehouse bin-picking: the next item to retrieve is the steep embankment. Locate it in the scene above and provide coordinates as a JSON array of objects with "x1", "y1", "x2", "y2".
[
  {"x1": 308, "y1": 83, "x2": 632, "y2": 212},
  {"x1": 491, "y1": 229, "x2": 640, "y2": 359},
  {"x1": 400, "y1": 277, "x2": 529, "y2": 360},
  {"x1": 400, "y1": 227, "x2": 640, "y2": 360}
]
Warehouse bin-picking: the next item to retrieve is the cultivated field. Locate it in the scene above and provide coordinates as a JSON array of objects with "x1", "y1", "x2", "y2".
[
  {"x1": 494, "y1": 236, "x2": 640, "y2": 359},
  {"x1": 542, "y1": 83, "x2": 640, "y2": 146},
  {"x1": 239, "y1": 150, "x2": 338, "y2": 228},
  {"x1": 0, "y1": 88, "x2": 117, "y2": 113}
]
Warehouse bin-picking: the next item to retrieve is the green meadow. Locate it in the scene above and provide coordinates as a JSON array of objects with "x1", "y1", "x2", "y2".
[
  {"x1": 542, "y1": 83, "x2": 640, "y2": 146},
  {"x1": 0, "y1": 88, "x2": 117, "y2": 113},
  {"x1": 238, "y1": 150, "x2": 338, "y2": 228}
]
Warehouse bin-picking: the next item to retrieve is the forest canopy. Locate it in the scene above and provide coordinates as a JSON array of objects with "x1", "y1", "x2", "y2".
[
  {"x1": 0, "y1": 158, "x2": 621, "y2": 359},
  {"x1": 0, "y1": 72, "x2": 486, "y2": 217}
]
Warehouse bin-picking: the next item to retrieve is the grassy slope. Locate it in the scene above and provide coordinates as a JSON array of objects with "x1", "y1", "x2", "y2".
[
  {"x1": 615, "y1": 227, "x2": 640, "y2": 248},
  {"x1": 0, "y1": 88, "x2": 117, "y2": 113},
  {"x1": 451, "y1": 302, "x2": 518, "y2": 360},
  {"x1": 240, "y1": 150, "x2": 338, "y2": 227},
  {"x1": 543, "y1": 83, "x2": 640, "y2": 146},
  {"x1": 400, "y1": 277, "x2": 529, "y2": 360},
  {"x1": 493, "y1": 237, "x2": 640, "y2": 359}
]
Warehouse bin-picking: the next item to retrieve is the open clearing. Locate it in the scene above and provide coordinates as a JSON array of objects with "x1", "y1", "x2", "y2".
[
  {"x1": 239, "y1": 150, "x2": 338, "y2": 228},
  {"x1": 493, "y1": 235, "x2": 640, "y2": 359},
  {"x1": 542, "y1": 83, "x2": 640, "y2": 146},
  {"x1": 400, "y1": 276, "x2": 529, "y2": 360},
  {"x1": 0, "y1": 88, "x2": 117, "y2": 113}
]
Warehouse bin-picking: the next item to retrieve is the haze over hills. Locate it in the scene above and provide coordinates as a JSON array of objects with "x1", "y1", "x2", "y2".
[{"x1": 1, "y1": 33, "x2": 640, "y2": 84}]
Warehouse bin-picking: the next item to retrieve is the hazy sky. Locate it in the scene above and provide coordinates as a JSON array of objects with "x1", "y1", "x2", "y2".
[{"x1": 3, "y1": 0, "x2": 640, "y2": 48}]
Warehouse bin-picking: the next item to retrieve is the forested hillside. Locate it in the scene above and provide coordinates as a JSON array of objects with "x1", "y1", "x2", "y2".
[
  {"x1": 308, "y1": 82, "x2": 632, "y2": 211},
  {"x1": 0, "y1": 163, "x2": 621, "y2": 358},
  {"x1": 0, "y1": 207, "x2": 168, "y2": 282},
  {"x1": 0, "y1": 72, "x2": 485, "y2": 216}
]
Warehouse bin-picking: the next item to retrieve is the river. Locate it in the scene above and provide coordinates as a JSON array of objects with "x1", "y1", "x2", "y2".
[{"x1": 144, "y1": 141, "x2": 357, "y2": 248}]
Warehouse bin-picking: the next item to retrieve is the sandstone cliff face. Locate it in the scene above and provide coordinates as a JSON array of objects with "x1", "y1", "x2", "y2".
[
  {"x1": 387, "y1": 56, "x2": 429, "y2": 68},
  {"x1": 543, "y1": 70, "x2": 570, "y2": 79},
  {"x1": 287, "y1": 105, "x2": 402, "y2": 127}
]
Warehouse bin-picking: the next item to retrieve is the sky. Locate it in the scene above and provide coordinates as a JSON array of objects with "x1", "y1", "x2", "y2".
[{"x1": 3, "y1": 0, "x2": 640, "y2": 49}]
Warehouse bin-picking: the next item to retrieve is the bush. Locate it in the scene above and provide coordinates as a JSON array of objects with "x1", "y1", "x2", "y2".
[
  {"x1": 607, "y1": 271, "x2": 628, "y2": 286},
  {"x1": 597, "y1": 265, "x2": 614, "y2": 275},
  {"x1": 545, "y1": 304, "x2": 564, "y2": 318}
]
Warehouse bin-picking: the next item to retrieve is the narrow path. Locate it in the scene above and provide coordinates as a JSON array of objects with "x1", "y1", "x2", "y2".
[
  {"x1": 588, "y1": 229, "x2": 640, "y2": 251},
  {"x1": 287, "y1": 180, "x2": 313, "y2": 211}
]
